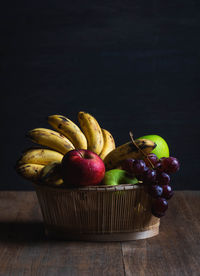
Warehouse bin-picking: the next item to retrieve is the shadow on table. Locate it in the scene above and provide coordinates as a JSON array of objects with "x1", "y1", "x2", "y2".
[
  {"x1": 0, "y1": 221, "x2": 47, "y2": 243},
  {"x1": 0, "y1": 221, "x2": 112, "y2": 245}
]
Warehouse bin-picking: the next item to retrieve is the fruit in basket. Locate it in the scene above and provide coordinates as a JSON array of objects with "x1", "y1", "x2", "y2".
[
  {"x1": 61, "y1": 149, "x2": 105, "y2": 187},
  {"x1": 120, "y1": 159, "x2": 136, "y2": 174},
  {"x1": 15, "y1": 148, "x2": 63, "y2": 184},
  {"x1": 148, "y1": 185, "x2": 163, "y2": 198},
  {"x1": 102, "y1": 169, "x2": 138, "y2": 186},
  {"x1": 104, "y1": 139, "x2": 156, "y2": 170},
  {"x1": 156, "y1": 172, "x2": 170, "y2": 186},
  {"x1": 78, "y1": 111, "x2": 104, "y2": 155},
  {"x1": 17, "y1": 148, "x2": 63, "y2": 166},
  {"x1": 130, "y1": 160, "x2": 147, "y2": 176},
  {"x1": 16, "y1": 111, "x2": 117, "y2": 186},
  {"x1": 121, "y1": 159, "x2": 148, "y2": 177},
  {"x1": 15, "y1": 110, "x2": 181, "y2": 224},
  {"x1": 143, "y1": 153, "x2": 158, "y2": 167},
  {"x1": 142, "y1": 169, "x2": 157, "y2": 184},
  {"x1": 161, "y1": 157, "x2": 180, "y2": 174},
  {"x1": 27, "y1": 128, "x2": 75, "y2": 154},
  {"x1": 152, "y1": 197, "x2": 168, "y2": 218},
  {"x1": 99, "y1": 129, "x2": 116, "y2": 160},
  {"x1": 138, "y1": 135, "x2": 169, "y2": 159},
  {"x1": 48, "y1": 115, "x2": 87, "y2": 149},
  {"x1": 146, "y1": 155, "x2": 179, "y2": 217},
  {"x1": 161, "y1": 185, "x2": 174, "y2": 199},
  {"x1": 40, "y1": 162, "x2": 63, "y2": 186},
  {"x1": 120, "y1": 151, "x2": 179, "y2": 217},
  {"x1": 16, "y1": 163, "x2": 44, "y2": 181}
]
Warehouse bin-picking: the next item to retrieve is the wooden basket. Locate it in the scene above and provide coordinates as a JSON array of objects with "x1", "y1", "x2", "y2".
[{"x1": 34, "y1": 183, "x2": 160, "y2": 241}]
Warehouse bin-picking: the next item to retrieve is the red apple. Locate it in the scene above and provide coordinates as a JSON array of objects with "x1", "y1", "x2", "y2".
[{"x1": 61, "y1": 149, "x2": 105, "y2": 187}]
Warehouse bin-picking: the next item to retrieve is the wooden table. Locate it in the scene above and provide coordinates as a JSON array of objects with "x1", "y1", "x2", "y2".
[{"x1": 0, "y1": 191, "x2": 199, "y2": 276}]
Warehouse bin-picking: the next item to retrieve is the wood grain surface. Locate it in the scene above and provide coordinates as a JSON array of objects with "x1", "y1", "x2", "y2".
[{"x1": 0, "y1": 191, "x2": 199, "y2": 276}]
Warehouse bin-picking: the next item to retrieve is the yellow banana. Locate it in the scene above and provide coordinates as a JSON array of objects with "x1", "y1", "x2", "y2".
[
  {"x1": 40, "y1": 162, "x2": 63, "y2": 186},
  {"x1": 99, "y1": 129, "x2": 116, "y2": 160},
  {"x1": 104, "y1": 139, "x2": 156, "y2": 170},
  {"x1": 78, "y1": 111, "x2": 104, "y2": 155},
  {"x1": 27, "y1": 128, "x2": 75, "y2": 155},
  {"x1": 17, "y1": 148, "x2": 63, "y2": 166},
  {"x1": 48, "y1": 114, "x2": 87, "y2": 149},
  {"x1": 16, "y1": 163, "x2": 44, "y2": 181}
]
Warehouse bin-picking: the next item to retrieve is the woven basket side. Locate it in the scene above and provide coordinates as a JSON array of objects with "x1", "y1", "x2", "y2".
[{"x1": 35, "y1": 184, "x2": 159, "y2": 235}]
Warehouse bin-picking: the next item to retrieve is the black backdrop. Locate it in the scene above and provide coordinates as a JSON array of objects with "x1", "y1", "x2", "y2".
[{"x1": 1, "y1": 1, "x2": 200, "y2": 190}]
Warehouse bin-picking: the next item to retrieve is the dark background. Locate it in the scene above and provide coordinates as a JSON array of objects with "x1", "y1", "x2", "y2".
[{"x1": 1, "y1": 1, "x2": 200, "y2": 190}]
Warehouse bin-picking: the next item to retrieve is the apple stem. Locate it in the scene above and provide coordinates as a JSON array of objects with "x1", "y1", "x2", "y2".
[
  {"x1": 76, "y1": 149, "x2": 84, "y2": 158},
  {"x1": 129, "y1": 131, "x2": 155, "y2": 169}
]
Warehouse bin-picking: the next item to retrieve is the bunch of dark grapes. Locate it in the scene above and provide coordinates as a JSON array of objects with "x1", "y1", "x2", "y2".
[{"x1": 121, "y1": 154, "x2": 180, "y2": 218}]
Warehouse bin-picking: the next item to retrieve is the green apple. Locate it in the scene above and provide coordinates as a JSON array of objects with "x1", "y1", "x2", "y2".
[
  {"x1": 102, "y1": 169, "x2": 138, "y2": 186},
  {"x1": 138, "y1": 135, "x2": 169, "y2": 159}
]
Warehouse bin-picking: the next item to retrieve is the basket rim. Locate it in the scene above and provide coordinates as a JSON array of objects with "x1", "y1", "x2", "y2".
[{"x1": 33, "y1": 182, "x2": 145, "y2": 192}]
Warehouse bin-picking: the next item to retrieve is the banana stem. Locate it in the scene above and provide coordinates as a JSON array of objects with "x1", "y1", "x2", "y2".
[{"x1": 129, "y1": 131, "x2": 155, "y2": 169}]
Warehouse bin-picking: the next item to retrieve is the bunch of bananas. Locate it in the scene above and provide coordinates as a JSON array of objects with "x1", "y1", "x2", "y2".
[
  {"x1": 16, "y1": 112, "x2": 115, "y2": 186},
  {"x1": 16, "y1": 111, "x2": 156, "y2": 187}
]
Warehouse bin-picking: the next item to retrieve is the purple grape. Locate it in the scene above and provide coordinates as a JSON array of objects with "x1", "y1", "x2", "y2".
[
  {"x1": 152, "y1": 197, "x2": 168, "y2": 217},
  {"x1": 160, "y1": 157, "x2": 166, "y2": 162},
  {"x1": 162, "y1": 157, "x2": 180, "y2": 174},
  {"x1": 132, "y1": 160, "x2": 147, "y2": 176},
  {"x1": 154, "y1": 162, "x2": 164, "y2": 173},
  {"x1": 142, "y1": 168, "x2": 157, "y2": 184},
  {"x1": 120, "y1": 159, "x2": 136, "y2": 175},
  {"x1": 152, "y1": 210, "x2": 165, "y2": 218},
  {"x1": 144, "y1": 153, "x2": 158, "y2": 167},
  {"x1": 162, "y1": 185, "x2": 174, "y2": 199},
  {"x1": 136, "y1": 166, "x2": 149, "y2": 181},
  {"x1": 148, "y1": 185, "x2": 163, "y2": 198},
  {"x1": 156, "y1": 172, "x2": 170, "y2": 186}
]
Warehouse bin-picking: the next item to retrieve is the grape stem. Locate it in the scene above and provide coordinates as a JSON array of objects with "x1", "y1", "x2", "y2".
[{"x1": 129, "y1": 131, "x2": 155, "y2": 169}]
